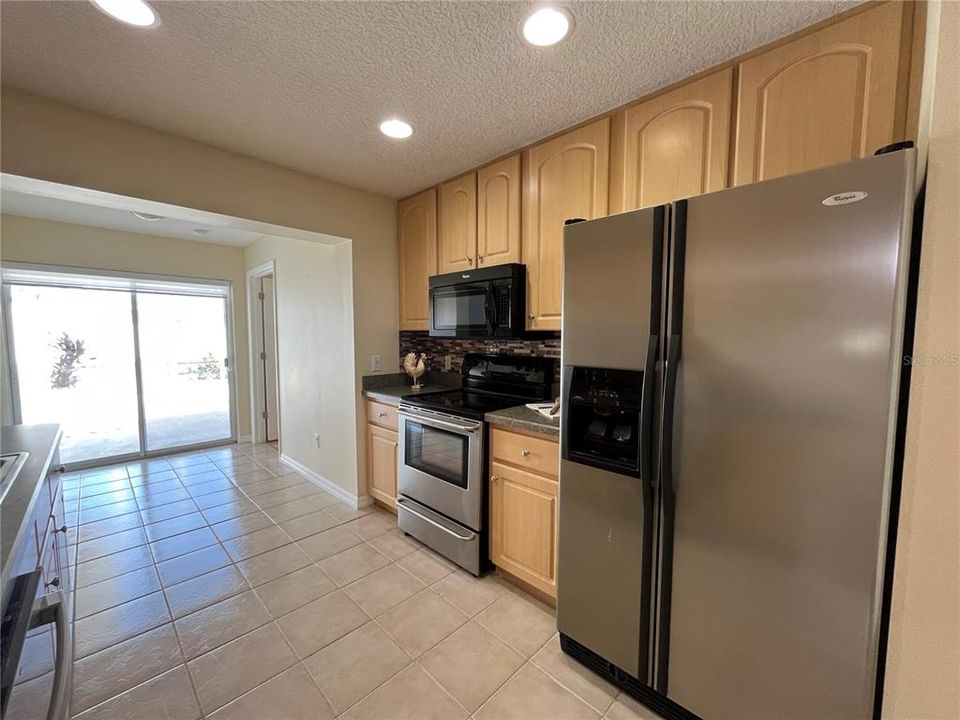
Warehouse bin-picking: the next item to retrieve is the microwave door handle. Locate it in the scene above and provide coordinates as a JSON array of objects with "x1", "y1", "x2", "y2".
[{"x1": 485, "y1": 285, "x2": 496, "y2": 334}]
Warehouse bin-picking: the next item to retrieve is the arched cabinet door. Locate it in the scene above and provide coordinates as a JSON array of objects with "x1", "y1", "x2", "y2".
[
  {"x1": 734, "y1": 1, "x2": 910, "y2": 186},
  {"x1": 438, "y1": 173, "x2": 477, "y2": 274},
  {"x1": 613, "y1": 68, "x2": 733, "y2": 213},
  {"x1": 523, "y1": 118, "x2": 610, "y2": 331},
  {"x1": 477, "y1": 154, "x2": 521, "y2": 268},
  {"x1": 398, "y1": 188, "x2": 437, "y2": 331}
]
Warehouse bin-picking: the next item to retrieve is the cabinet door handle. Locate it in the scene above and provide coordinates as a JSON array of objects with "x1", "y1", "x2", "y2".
[
  {"x1": 478, "y1": 256, "x2": 484, "y2": 264},
  {"x1": 467, "y1": 256, "x2": 473, "y2": 263},
  {"x1": 528, "y1": 314, "x2": 535, "y2": 320},
  {"x1": 490, "y1": 475, "x2": 499, "y2": 482},
  {"x1": 520, "y1": 450, "x2": 530, "y2": 457},
  {"x1": 378, "y1": 412, "x2": 387, "y2": 418},
  {"x1": 45, "y1": 576, "x2": 60, "y2": 589}
]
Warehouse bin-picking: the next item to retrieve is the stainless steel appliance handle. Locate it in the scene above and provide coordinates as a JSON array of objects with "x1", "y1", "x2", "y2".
[
  {"x1": 43, "y1": 592, "x2": 71, "y2": 720},
  {"x1": 396, "y1": 498, "x2": 475, "y2": 541},
  {"x1": 21, "y1": 590, "x2": 71, "y2": 720},
  {"x1": 399, "y1": 410, "x2": 480, "y2": 435}
]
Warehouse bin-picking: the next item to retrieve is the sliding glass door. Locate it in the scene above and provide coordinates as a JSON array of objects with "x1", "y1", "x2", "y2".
[
  {"x1": 137, "y1": 293, "x2": 232, "y2": 451},
  {"x1": 2, "y1": 266, "x2": 236, "y2": 467}
]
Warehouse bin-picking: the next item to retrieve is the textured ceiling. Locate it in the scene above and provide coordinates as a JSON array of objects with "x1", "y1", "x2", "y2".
[{"x1": 1, "y1": 1, "x2": 858, "y2": 198}]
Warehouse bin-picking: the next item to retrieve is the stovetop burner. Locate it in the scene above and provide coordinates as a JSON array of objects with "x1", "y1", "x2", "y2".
[
  {"x1": 399, "y1": 353, "x2": 556, "y2": 421},
  {"x1": 400, "y1": 389, "x2": 527, "y2": 421}
]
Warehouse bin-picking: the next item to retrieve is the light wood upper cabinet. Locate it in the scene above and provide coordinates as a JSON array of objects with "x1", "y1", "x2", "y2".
[
  {"x1": 366, "y1": 424, "x2": 398, "y2": 509},
  {"x1": 438, "y1": 174, "x2": 477, "y2": 274},
  {"x1": 477, "y1": 155, "x2": 521, "y2": 267},
  {"x1": 523, "y1": 118, "x2": 610, "y2": 331},
  {"x1": 398, "y1": 188, "x2": 437, "y2": 331},
  {"x1": 734, "y1": 1, "x2": 910, "y2": 186},
  {"x1": 612, "y1": 69, "x2": 733, "y2": 212}
]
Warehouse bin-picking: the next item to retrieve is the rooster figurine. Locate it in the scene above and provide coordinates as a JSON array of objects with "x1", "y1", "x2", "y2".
[{"x1": 403, "y1": 353, "x2": 427, "y2": 390}]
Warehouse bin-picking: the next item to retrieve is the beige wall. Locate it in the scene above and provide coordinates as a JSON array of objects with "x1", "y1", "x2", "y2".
[
  {"x1": 243, "y1": 236, "x2": 359, "y2": 498},
  {"x1": 0, "y1": 213, "x2": 252, "y2": 436},
  {"x1": 883, "y1": 2, "x2": 960, "y2": 718},
  {"x1": 1, "y1": 87, "x2": 399, "y2": 495}
]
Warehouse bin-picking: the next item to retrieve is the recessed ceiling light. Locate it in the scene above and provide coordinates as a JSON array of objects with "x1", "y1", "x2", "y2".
[
  {"x1": 89, "y1": 0, "x2": 160, "y2": 29},
  {"x1": 522, "y1": 6, "x2": 572, "y2": 47},
  {"x1": 379, "y1": 119, "x2": 413, "y2": 140},
  {"x1": 131, "y1": 211, "x2": 164, "y2": 222}
]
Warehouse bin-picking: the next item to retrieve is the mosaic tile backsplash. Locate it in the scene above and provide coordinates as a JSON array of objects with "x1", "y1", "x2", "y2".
[{"x1": 398, "y1": 331, "x2": 561, "y2": 373}]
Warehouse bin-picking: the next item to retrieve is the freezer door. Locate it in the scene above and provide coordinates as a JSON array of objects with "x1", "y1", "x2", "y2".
[
  {"x1": 660, "y1": 151, "x2": 915, "y2": 718},
  {"x1": 558, "y1": 207, "x2": 665, "y2": 680}
]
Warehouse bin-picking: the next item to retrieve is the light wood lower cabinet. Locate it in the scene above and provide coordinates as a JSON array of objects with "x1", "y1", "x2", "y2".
[
  {"x1": 489, "y1": 427, "x2": 559, "y2": 599},
  {"x1": 367, "y1": 424, "x2": 398, "y2": 509},
  {"x1": 365, "y1": 397, "x2": 399, "y2": 509}
]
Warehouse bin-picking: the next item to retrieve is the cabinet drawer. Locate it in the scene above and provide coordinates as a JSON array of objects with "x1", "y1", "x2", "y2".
[
  {"x1": 490, "y1": 427, "x2": 559, "y2": 479},
  {"x1": 365, "y1": 399, "x2": 398, "y2": 430}
]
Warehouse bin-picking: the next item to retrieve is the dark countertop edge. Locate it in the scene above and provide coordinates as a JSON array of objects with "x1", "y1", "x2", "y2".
[
  {"x1": 362, "y1": 385, "x2": 454, "y2": 404},
  {"x1": 486, "y1": 405, "x2": 560, "y2": 437},
  {"x1": 1, "y1": 423, "x2": 62, "y2": 597}
]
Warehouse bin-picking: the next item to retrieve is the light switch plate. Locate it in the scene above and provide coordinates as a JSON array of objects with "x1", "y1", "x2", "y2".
[{"x1": 371, "y1": 354, "x2": 382, "y2": 372}]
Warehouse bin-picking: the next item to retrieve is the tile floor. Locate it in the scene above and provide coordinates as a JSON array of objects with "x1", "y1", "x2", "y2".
[{"x1": 60, "y1": 442, "x2": 658, "y2": 720}]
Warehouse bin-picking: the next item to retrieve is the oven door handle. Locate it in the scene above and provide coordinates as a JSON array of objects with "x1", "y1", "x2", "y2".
[
  {"x1": 29, "y1": 591, "x2": 72, "y2": 720},
  {"x1": 397, "y1": 498, "x2": 476, "y2": 541},
  {"x1": 399, "y1": 412, "x2": 480, "y2": 435}
]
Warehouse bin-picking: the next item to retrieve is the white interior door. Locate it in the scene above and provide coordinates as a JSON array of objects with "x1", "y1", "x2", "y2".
[{"x1": 260, "y1": 275, "x2": 279, "y2": 442}]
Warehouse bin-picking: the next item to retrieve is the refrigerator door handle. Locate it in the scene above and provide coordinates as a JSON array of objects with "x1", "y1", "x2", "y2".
[
  {"x1": 661, "y1": 334, "x2": 682, "y2": 492},
  {"x1": 640, "y1": 333, "x2": 659, "y2": 489}
]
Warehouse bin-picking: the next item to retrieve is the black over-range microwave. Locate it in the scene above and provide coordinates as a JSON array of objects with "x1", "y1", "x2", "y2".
[{"x1": 428, "y1": 263, "x2": 525, "y2": 338}]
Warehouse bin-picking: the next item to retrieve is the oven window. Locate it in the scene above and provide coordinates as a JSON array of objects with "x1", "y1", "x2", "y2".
[
  {"x1": 432, "y1": 284, "x2": 488, "y2": 331},
  {"x1": 404, "y1": 421, "x2": 469, "y2": 489}
]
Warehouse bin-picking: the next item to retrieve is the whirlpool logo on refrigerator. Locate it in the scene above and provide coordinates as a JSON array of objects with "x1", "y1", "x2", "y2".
[{"x1": 822, "y1": 191, "x2": 869, "y2": 206}]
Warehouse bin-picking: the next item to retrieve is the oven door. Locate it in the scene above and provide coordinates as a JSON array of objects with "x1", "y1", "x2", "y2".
[
  {"x1": 0, "y1": 572, "x2": 72, "y2": 720},
  {"x1": 429, "y1": 280, "x2": 494, "y2": 338},
  {"x1": 397, "y1": 408, "x2": 483, "y2": 530}
]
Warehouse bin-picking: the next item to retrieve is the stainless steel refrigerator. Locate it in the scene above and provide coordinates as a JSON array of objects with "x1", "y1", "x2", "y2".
[{"x1": 557, "y1": 149, "x2": 918, "y2": 720}]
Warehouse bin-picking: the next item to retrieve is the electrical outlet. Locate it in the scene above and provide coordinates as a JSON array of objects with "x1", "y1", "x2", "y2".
[
  {"x1": 443, "y1": 355, "x2": 452, "y2": 371},
  {"x1": 313, "y1": 433, "x2": 320, "y2": 448},
  {"x1": 371, "y1": 354, "x2": 382, "y2": 372}
]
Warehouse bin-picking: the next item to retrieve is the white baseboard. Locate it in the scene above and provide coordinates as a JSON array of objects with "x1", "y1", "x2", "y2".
[{"x1": 280, "y1": 453, "x2": 362, "y2": 509}]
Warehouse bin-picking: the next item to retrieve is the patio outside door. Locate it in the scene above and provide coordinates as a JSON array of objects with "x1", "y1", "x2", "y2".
[{"x1": 2, "y1": 266, "x2": 236, "y2": 467}]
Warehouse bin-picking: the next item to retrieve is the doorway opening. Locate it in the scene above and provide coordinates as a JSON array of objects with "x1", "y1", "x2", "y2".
[
  {"x1": 1, "y1": 264, "x2": 237, "y2": 467},
  {"x1": 247, "y1": 261, "x2": 280, "y2": 445}
]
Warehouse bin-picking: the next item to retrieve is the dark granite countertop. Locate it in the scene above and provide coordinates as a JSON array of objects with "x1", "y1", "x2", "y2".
[
  {"x1": 362, "y1": 385, "x2": 452, "y2": 404},
  {"x1": 1, "y1": 423, "x2": 62, "y2": 593},
  {"x1": 486, "y1": 405, "x2": 560, "y2": 437}
]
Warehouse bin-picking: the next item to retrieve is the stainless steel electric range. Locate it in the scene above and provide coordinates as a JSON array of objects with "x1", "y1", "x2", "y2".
[{"x1": 397, "y1": 354, "x2": 555, "y2": 575}]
